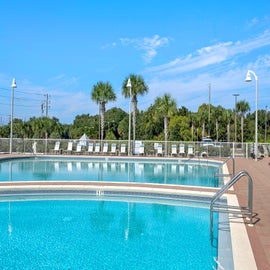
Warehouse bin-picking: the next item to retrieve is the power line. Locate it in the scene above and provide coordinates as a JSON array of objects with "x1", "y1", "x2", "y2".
[{"x1": 0, "y1": 87, "x2": 44, "y2": 97}]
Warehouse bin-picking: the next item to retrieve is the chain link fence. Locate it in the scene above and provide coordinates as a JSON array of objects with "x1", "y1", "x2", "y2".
[{"x1": 1, "y1": 138, "x2": 269, "y2": 159}]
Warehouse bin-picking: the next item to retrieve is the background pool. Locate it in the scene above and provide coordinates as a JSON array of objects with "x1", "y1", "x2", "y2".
[
  {"x1": 0, "y1": 199, "x2": 218, "y2": 270},
  {"x1": 0, "y1": 157, "x2": 221, "y2": 187}
]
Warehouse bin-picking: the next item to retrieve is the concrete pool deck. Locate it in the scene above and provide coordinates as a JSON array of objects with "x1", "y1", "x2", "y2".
[
  {"x1": 226, "y1": 156, "x2": 270, "y2": 270},
  {"x1": 0, "y1": 154, "x2": 269, "y2": 269}
]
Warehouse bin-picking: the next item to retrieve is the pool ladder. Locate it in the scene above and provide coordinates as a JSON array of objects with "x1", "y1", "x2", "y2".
[
  {"x1": 210, "y1": 170, "x2": 255, "y2": 245},
  {"x1": 214, "y1": 157, "x2": 235, "y2": 185}
]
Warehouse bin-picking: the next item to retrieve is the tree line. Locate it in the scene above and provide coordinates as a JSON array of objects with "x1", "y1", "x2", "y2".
[{"x1": 0, "y1": 74, "x2": 269, "y2": 143}]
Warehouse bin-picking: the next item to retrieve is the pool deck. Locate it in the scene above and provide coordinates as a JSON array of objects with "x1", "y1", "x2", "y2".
[
  {"x1": 226, "y1": 156, "x2": 270, "y2": 270},
  {"x1": 0, "y1": 154, "x2": 269, "y2": 269}
]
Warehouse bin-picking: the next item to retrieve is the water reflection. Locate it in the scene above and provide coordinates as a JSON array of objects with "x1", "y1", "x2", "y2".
[{"x1": 2, "y1": 158, "x2": 219, "y2": 187}]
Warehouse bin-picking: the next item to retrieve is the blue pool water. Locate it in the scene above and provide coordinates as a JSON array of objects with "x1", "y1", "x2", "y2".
[
  {"x1": 0, "y1": 157, "x2": 221, "y2": 187},
  {"x1": 0, "y1": 198, "x2": 218, "y2": 270}
]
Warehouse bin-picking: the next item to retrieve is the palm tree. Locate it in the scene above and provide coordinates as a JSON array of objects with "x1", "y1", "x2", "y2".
[
  {"x1": 153, "y1": 94, "x2": 177, "y2": 155},
  {"x1": 212, "y1": 106, "x2": 223, "y2": 141},
  {"x1": 237, "y1": 100, "x2": 250, "y2": 144},
  {"x1": 91, "y1": 81, "x2": 116, "y2": 141},
  {"x1": 122, "y1": 74, "x2": 148, "y2": 142},
  {"x1": 197, "y1": 104, "x2": 208, "y2": 139},
  {"x1": 223, "y1": 109, "x2": 233, "y2": 142},
  {"x1": 188, "y1": 112, "x2": 197, "y2": 141}
]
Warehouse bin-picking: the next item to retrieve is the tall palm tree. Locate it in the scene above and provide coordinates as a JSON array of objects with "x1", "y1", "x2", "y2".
[
  {"x1": 224, "y1": 109, "x2": 233, "y2": 142},
  {"x1": 91, "y1": 81, "x2": 116, "y2": 141},
  {"x1": 212, "y1": 106, "x2": 223, "y2": 141},
  {"x1": 197, "y1": 104, "x2": 208, "y2": 139},
  {"x1": 153, "y1": 94, "x2": 177, "y2": 155},
  {"x1": 188, "y1": 112, "x2": 197, "y2": 141},
  {"x1": 122, "y1": 74, "x2": 148, "y2": 142},
  {"x1": 237, "y1": 100, "x2": 250, "y2": 144}
]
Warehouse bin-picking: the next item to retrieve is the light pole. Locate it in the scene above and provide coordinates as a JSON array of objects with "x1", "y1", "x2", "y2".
[
  {"x1": 208, "y1": 83, "x2": 211, "y2": 137},
  {"x1": 126, "y1": 78, "x2": 132, "y2": 156},
  {"x1": 233, "y1": 94, "x2": 239, "y2": 142},
  {"x1": 245, "y1": 70, "x2": 258, "y2": 161},
  {"x1": 265, "y1": 105, "x2": 268, "y2": 143},
  {"x1": 10, "y1": 78, "x2": 17, "y2": 154}
]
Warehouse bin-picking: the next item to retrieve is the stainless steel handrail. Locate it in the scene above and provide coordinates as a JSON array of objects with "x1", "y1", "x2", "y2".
[
  {"x1": 210, "y1": 170, "x2": 253, "y2": 240},
  {"x1": 222, "y1": 156, "x2": 235, "y2": 177}
]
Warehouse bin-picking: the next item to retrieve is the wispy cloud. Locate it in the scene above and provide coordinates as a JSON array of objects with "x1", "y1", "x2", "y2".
[
  {"x1": 145, "y1": 31, "x2": 270, "y2": 76},
  {"x1": 47, "y1": 74, "x2": 79, "y2": 89},
  {"x1": 101, "y1": 42, "x2": 117, "y2": 50},
  {"x1": 248, "y1": 17, "x2": 259, "y2": 27},
  {"x1": 120, "y1": 34, "x2": 170, "y2": 63}
]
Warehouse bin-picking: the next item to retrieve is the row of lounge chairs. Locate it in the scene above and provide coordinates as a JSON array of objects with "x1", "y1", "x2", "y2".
[
  {"x1": 52, "y1": 141, "x2": 127, "y2": 155},
  {"x1": 51, "y1": 141, "x2": 195, "y2": 157},
  {"x1": 171, "y1": 144, "x2": 195, "y2": 157}
]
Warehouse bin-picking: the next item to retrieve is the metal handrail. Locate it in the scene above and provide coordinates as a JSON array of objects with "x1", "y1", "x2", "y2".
[
  {"x1": 222, "y1": 156, "x2": 235, "y2": 177},
  {"x1": 210, "y1": 170, "x2": 253, "y2": 239}
]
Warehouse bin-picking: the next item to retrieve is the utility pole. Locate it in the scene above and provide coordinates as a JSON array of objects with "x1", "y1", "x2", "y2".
[
  {"x1": 41, "y1": 94, "x2": 50, "y2": 117},
  {"x1": 44, "y1": 94, "x2": 49, "y2": 117}
]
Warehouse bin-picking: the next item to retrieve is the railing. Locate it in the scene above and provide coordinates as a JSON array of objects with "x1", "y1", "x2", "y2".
[
  {"x1": 210, "y1": 170, "x2": 253, "y2": 243},
  {"x1": 213, "y1": 157, "x2": 235, "y2": 187},
  {"x1": 0, "y1": 138, "x2": 269, "y2": 159}
]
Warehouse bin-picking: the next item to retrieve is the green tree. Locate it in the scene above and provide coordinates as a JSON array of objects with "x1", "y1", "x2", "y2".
[
  {"x1": 237, "y1": 100, "x2": 250, "y2": 143},
  {"x1": 223, "y1": 109, "x2": 233, "y2": 142},
  {"x1": 136, "y1": 105, "x2": 163, "y2": 140},
  {"x1": 169, "y1": 115, "x2": 190, "y2": 141},
  {"x1": 153, "y1": 94, "x2": 177, "y2": 155},
  {"x1": 91, "y1": 81, "x2": 116, "y2": 141},
  {"x1": 197, "y1": 104, "x2": 208, "y2": 139},
  {"x1": 188, "y1": 112, "x2": 197, "y2": 141},
  {"x1": 212, "y1": 106, "x2": 223, "y2": 141},
  {"x1": 122, "y1": 74, "x2": 148, "y2": 142},
  {"x1": 104, "y1": 107, "x2": 127, "y2": 140}
]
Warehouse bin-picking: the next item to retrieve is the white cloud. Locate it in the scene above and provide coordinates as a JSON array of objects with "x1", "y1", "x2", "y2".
[
  {"x1": 145, "y1": 31, "x2": 270, "y2": 76},
  {"x1": 120, "y1": 34, "x2": 170, "y2": 63},
  {"x1": 248, "y1": 17, "x2": 259, "y2": 27}
]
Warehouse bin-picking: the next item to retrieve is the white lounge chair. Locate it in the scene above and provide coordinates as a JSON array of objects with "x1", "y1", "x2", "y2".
[
  {"x1": 171, "y1": 144, "x2": 177, "y2": 156},
  {"x1": 187, "y1": 144, "x2": 194, "y2": 157},
  {"x1": 179, "y1": 143, "x2": 185, "y2": 157},
  {"x1": 64, "y1": 142, "x2": 73, "y2": 154},
  {"x1": 102, "y1": 143, "x2": 108, "y2": 154},
  {"x1": 52, "y1": 141, "x2": 61, "y2": 154},
  {"x1": 110, "y1": 143, "x2": 117, "y2": 155},
  {"x1": 74, "y1": 144, "x2": 82, "y2": 155},
  {"x1": 120, "y1": 144, "x2": 126, "y2": 155},
  {"x1": 87, "y1": 143, "x2": 94, "y2": 154},
  {"x1": 94, "y1": 143, "x2": 100, "y2": 154},
  {"x1": 157, "y1": 144, "x2": 163, "y2": 156},
  {"x1": 32, "y1": 141, "x2": 37, "y2": 154},
  {"x1": 139, "y1": 144, "x2": 144, "y2": 156}
]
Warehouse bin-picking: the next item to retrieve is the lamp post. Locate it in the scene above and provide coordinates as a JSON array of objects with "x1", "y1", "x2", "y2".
[
  {"x1": 245, "y1": 70, "x2": 258, "y2": 161},
  {"x1": 126, "y1": 78, "x2": 132, "y2": 156},
  {"x1": 233, "y1": 94, "x2": 239, "y2": 142},
  {"x1": 208, "y1": 83, "x2": 211, "y2": 137},
  {"x1": 265, "y1": 105, "x2": 268, "y2": 143},
  {"x1": 10, "y1": 78, "x2": 17, "y2": 154}
]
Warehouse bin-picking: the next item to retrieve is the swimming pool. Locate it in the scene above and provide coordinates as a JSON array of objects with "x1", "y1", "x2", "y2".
[
  {"x1": 0, "y1": 195, "x2": 219, "y2": 270},
  {"x1": 0, "y1": 156, "x2": 233, "y2": 269},
  {"x1": 0, "y1": 157, "x2": 222, "y2": 187}
]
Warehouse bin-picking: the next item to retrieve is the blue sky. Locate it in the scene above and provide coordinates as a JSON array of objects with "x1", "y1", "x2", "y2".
[{"x1": 1, "y1": 0, "x2": 270, "y2": 124}]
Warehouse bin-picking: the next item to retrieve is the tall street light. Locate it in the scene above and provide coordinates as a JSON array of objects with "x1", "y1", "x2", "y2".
[
  {"x1": 126, "y1": 78, "x2": 132, "y2": 156},
  {"x1": 265, "y1": 105, "x2": 268, "y2": 142},
  {"x1": 245, "y1": 70, "x2": 258, "y2": 161},
  {"x1": 233, "y1": 94, "x2": 239, "y2": 142},
  {"x1": 10, "y1": 78, "x2": 17, "y2": 154}
]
